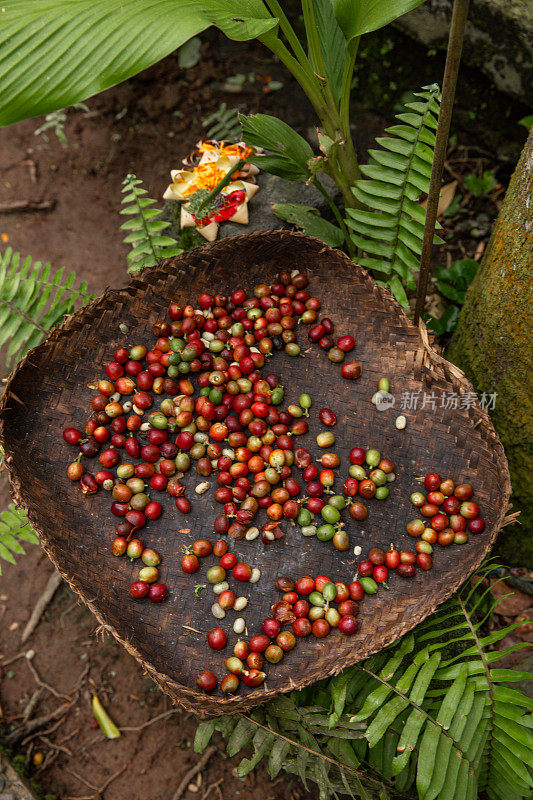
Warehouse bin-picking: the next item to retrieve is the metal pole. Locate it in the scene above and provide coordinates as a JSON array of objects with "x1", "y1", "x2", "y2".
[{"x1": 414, "y1": 0, "x2": 470, "y2": 324}]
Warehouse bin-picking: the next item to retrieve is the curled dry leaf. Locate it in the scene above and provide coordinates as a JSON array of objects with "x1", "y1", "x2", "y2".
[{"x1": 490, "y1": 579, "x2": 533, "y2": 617}]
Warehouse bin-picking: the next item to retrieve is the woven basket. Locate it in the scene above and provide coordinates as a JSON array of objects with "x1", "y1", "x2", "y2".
[{"x1": 0, "y1": 231, "x2": 511, "y2": 716}]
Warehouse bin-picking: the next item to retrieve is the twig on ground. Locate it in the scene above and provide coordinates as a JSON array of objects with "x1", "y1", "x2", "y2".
[
  {"x1": 66, "y1": 770, "x2": 100, "y2": 790},
  {"x1": 37, "y1": 749, "x2": 60, "y2": 773},
  {"x1": 171, "y1": 745, "x2": 218, "y2": 800},
  {"x1": 27, "y1": 657, "x2": 72, "y2": 701},
  {"x1": 65, "y1": 761, "x2": 129, "y2": 799},
  {"x1": 21, "y1": 570, "x2": 62, "y2": 643},
  {"x1": 9, "y1": 662, "x2": 88, "y2": 744},
  {"x1": 19, "y1": 159, "x2": 38, "y2": 183},
  {"x1": 98, "y1": 762, "x2": 129, "y2": 794},
  {"x1": 73, "y1": 661, "x2": 91, "y2": 692},
  {"x1": 22, "y1": 688, "x2": 42, "y2": 722},
  {"x1": 120, "y1": 708, "x2": 180, "y2": 732},
  {"x1": 201, "y1": 778, "x2": 224, "y2": 800},
  {"x1": 0, "y1": 649, "x2": 28, "y2": 667},
  {"x1": 182, "y1": 625, "x2": 202, "y2": 633},
  {"x1": 58, "y1": 726, "x2": 82, "y2": 745},
  {"x1": 38, "y1": 734, "x2": 73, "y2": 756},
  {"x1": 6, "y1": 703, "x2": 71, "y2": 743},
  {"x1": 443, "y1": 160, "x2": 465, "y2": 187},
  {"x1": 0, "y1": 199, "x2": 55, "y2": 213},
  {"x1": 21, "y1": 714, "x2": 66, "y2": 746}
]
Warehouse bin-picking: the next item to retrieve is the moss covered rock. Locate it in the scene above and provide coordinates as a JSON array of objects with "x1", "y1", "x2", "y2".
[{"x1": 448, "y1": 130, "x2": 533, "y2": 566}]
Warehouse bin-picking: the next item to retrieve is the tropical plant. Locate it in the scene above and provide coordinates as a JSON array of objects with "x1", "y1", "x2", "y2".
[
  {"x1": 2, "y1": 1, "x2": 447, "y2": 302},
  {"x1": 0, "y1": 503, "x2": 39, "y2": 575},
  {"x1": 0, "y1": 248, "x2": 94, "y2": 366},
  {"x1": 196, "y1": 563, "x2": 533, "y2": 800},
  {"x1": 344, "y1": 85, "x2": 442, "y2": 307},
  {"x1": 1, "y1": 1, "x2": 428, "y2": 211},
  {"x1": 120, "y1": 174, "x2": 182, "y2": 273},
  {"x1": 272, "y1": 203, "x2": 345, "y2": 247},
  {"x1": 463, "y1": 169, "x2": 498, "y2": 198}
]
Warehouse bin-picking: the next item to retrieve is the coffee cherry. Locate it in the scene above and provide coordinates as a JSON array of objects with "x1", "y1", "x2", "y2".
[
  {"x1": 207, "y1": 628, "x2": 227, "y2": 650},
  {"x1": 249, "y1": 634, "x2": 270, "y2": 653},
  {"x1": 129, "y1": 580, "x2": 149, "y2": 598},
  {"x1": 312, "y1": 619, "x2": 330, "y2": 638},
  {"x1": 148, "y1": 583, "x2": 168, "y2": 602},
  {"x1": 424, "y1": 473, "x2": 441, "y2": 491},
  {"x1": 293, "y1": 618, "x2": 312, "y2": 637},
  {"x1": 196, "y1": 670, "x2": 217, "y2": 692},
  {"x1": 338, "y1": 615, "x2": 358, "y2": 635}
]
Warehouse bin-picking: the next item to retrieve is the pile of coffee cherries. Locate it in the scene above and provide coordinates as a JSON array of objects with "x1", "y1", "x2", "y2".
[
  {"x1": 196, "y1": 540, "x2": 430, "y2": 694},
  {"x1": 197, "y1": 573, "x2": 361, "y2": 693},
  {"x1": 61, "y1": 269, "x2": 362, "y2": 607},
  {"x1": 407, "y1": 472, "x2": 485, "y2": 547},
  {"x1": 295, "y1": 443, "x2": 396, "y2": 549},
  {"x1": 61, "y1": 267, "x2": 487, "y2": 697}
]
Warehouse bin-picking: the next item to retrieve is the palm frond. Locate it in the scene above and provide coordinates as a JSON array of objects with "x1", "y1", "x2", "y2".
[
  {"x1": 196, "y1": 562, "x2": 533, "y2": 799},
  {"x1": 120, "y1": 174, "x2": 181, "y2": 273},
  {"x1": 0, "y1": 504, "x2": 39, "y2": 575},
  {"x1": 346, "y1": 84, "x2": 443, "y2": 308},
  {"x1": 0, "y1": 247, "x2": 93, "y2": 365}
]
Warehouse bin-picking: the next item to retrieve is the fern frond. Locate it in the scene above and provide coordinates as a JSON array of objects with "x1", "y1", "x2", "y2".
[
  {"x1": 120, "y1": 174, "x2": 181, "y2": 273},
  {"x1": 196, "y1": 698, "x2": 385, "y2": 800},
  {"x1": 346, "y1": 84, "x2": 443, "y2": 308},
  {"x1": 196, "y1": 562, "x2": 532, "y2": 800},
  {"x1": 0, "y1": 503, "x2": 39, "y2": 575},
  {"x1": 0, "y1": 248, "x2": 94, "y2": 365},
  {"x1": 341, "y1": 566, "x2": 533, "y2": 800},
  {"x1": 201, "y1": 103, "x2": 242, "y2": 141},
  {"x1": 34, "y1": 102, "x2": 89, "y2": 147}
]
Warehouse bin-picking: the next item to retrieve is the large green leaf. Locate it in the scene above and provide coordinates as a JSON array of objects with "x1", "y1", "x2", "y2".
[
  {"x1": 272, "y1": 203, "x2": 344, "y2": 247},
  {"x1": 311, "y1": 0, "x2": 346, "y2": 105},
  {"x1": 241, "y1": 113, "x2": 314, "y2": 181},
  {"x1": 329, "y1": 0, "x2": 428, "y2": 42},
  {"x1": 0, "y1": 1, "x2": 278, "y2": 126}
]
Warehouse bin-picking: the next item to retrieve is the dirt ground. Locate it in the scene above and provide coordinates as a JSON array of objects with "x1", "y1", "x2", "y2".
[{"x1": 0, "y1": 29, "x2": 530, "y2": 800}]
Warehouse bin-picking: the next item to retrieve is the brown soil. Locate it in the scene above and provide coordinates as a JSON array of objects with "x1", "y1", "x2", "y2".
[{"x1": 0, "y1": 29, "x2": 527, "y2": 800}]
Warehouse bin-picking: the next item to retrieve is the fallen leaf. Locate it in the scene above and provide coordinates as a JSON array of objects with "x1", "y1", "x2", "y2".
[
  {"x1": 494, "y1": 630, "x2": 533, "y2": 669},
  {"x1": 421, "y1": 180, "x2": 457, "y2": 217},
  {"x1": 474, "y1": 240, "x2": 485, "y2": 261},
  {"x1": 490, "y1": 580, "x2": 533, "y2": 616},
  {"x1": 92, "y1": 694, "x2": 121, "y2": 739}
]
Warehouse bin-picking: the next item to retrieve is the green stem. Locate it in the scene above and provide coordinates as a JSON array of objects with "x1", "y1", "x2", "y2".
[
  {"x1": 196, "y1": 160, "x2": 246, "y2": 214},
  {"x1": 259, "y1": 28, "x2": 360, "y2": 211},
  {"x1": 334, "y1": 37, "x2": 361, "y2": 197},
  {"x1": 340, "y1": 37, "x2": 359, "y2": 140},
  {"x1": 260, "y1": 34, "x2": 328, "y2": 123},
  {"x1": 240, "y1": 713, "x2": 391, "y2": 792},
  {"x1": 312, "y1": 176, "x2": 356, "y2": 258},
  {"x1": 262, "y1": 0, "x2": 315, "y2": 75}
]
